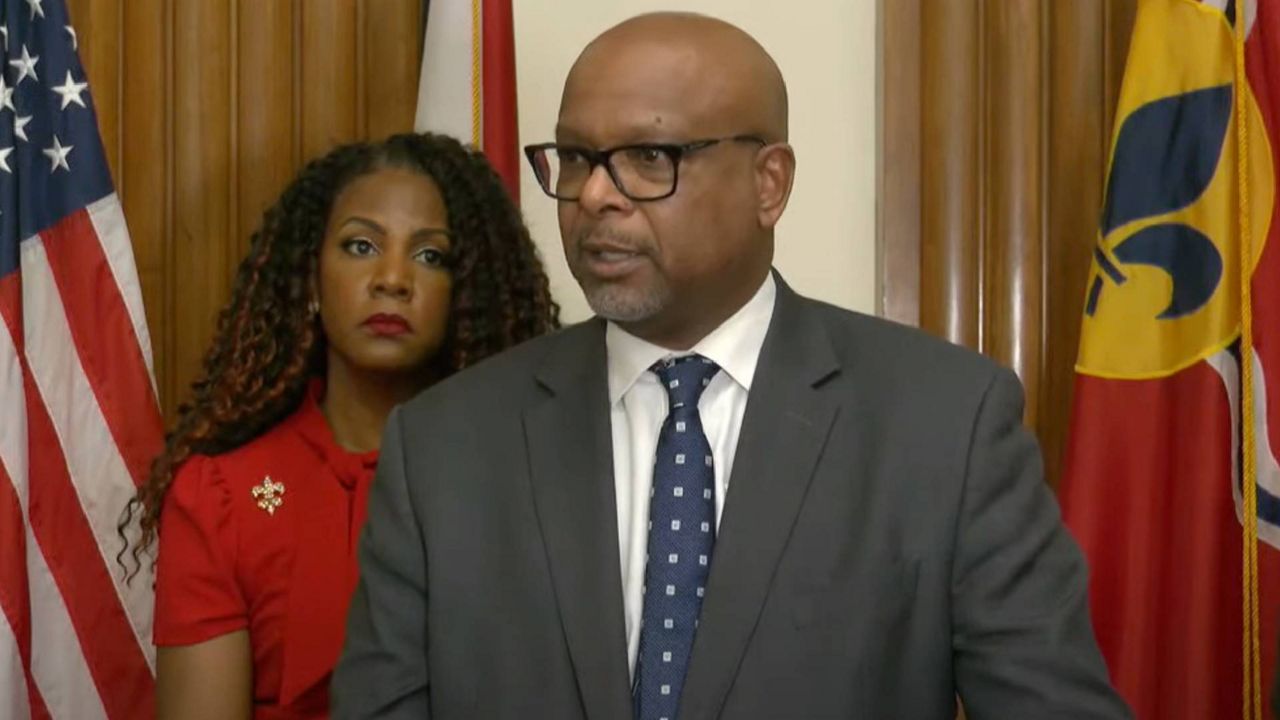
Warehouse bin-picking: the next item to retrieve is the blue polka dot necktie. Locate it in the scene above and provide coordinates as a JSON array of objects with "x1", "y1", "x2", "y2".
[{"x1": 634, "y1": 355, "x2": 721, "y2": 720}]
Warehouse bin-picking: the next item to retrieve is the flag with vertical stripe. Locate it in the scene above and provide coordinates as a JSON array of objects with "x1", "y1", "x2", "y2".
[
  {"x1": 1060, "y1": 0, "x2": 1280, "y2": 717},
  {"x1": 414, "y1": 0, "x2": 520, "y2": 200},
  {"x1": 0, "y1": 0, "x2": 163, "y2": 718}
]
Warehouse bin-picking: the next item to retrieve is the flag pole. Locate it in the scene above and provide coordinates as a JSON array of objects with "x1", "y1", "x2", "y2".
[
  {"x1": 470, "y1": 0, "x2": 483, "y2": 148},
  {"x1": 1233, "y1": 0, "x2": 1262, "y2": 717}
]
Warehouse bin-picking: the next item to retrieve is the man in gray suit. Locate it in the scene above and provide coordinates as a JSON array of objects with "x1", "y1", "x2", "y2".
[{"x1": 333, "y1": 12, "x2": 1129, "y2": 719}]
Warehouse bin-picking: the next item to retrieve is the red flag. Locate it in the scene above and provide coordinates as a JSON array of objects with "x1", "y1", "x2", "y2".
[
  {"x1": 1061, "y1": 0, "x2": 1280, "y2": 717},
  {"x1": 0, "y1": 1, "x2": 164, "y2": 718},
  {"x1": 414, "y1": 0, "x2": 520, "y2": 201}
]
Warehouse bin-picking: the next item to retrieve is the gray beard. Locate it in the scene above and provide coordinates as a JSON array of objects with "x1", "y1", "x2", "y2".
[{"x1": 580, "y1": 278, "x2": 671, "y2": 323}]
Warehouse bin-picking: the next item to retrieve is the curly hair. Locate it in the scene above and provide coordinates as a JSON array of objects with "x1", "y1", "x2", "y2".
[{"x1": 119, "y1": 132, "x2": 559, "y2": 578}]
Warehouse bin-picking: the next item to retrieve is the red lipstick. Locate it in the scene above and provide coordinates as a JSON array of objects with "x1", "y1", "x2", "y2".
[{"x1": 362, "y1": 313, "x2": 412, "y2": 337}]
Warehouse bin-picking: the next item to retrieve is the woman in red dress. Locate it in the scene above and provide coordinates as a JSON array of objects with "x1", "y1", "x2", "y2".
[{"x1": 118, "y1": 133, "x2": 558, "y2": 719}]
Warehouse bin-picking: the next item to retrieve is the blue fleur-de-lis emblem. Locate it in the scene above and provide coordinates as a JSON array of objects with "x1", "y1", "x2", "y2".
[
  {"x1": 1076, "y1": 1, "x2": 1275, "y2": 381},
  {"x1": 1088, "y1": 84, "x2": 1231, "y2": 322}
]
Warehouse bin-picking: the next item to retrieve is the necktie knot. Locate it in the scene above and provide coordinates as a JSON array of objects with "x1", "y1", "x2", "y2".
[{"x1": 651, "y1": 355, "x2": 721, "y2": 410}]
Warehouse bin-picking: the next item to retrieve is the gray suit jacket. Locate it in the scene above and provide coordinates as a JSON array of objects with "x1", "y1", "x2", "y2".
[{"x1": 332, "y1": 277, "x2": 1130, "y2": 719}]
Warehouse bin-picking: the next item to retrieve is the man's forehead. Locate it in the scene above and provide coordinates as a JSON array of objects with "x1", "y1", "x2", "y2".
[
  {"x1": 557, "y1": 49, "x2": 735, "y2": 143},
  {"x1": 557, "y1": 87, "x2": 704, "y2": 141}
]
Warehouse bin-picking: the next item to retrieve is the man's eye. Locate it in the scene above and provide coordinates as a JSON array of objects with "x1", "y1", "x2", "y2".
[
  {"x1": 621, "y1": 146, "x2": 670, "y2": 169},
  {"x1": 635, "y1": 147, "x2": 664, "y2": 164},
  {"x1": 559, "y1": 148, "x2": 589, "y2": 165}
]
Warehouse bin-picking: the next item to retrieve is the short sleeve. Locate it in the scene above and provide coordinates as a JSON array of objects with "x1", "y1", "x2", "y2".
[{"x1": 153, "y1": 454, "x2": 249, "y2": 646}]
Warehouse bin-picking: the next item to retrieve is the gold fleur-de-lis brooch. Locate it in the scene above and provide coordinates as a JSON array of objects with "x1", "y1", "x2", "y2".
[{"x1": 251, "y1": 476, "x2": 285, "y2": 516}]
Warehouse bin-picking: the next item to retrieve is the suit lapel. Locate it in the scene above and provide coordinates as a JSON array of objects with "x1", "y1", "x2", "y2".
[
  {"x1": 523, "y1": 320, "x2": 634, "y2": 720},
  {"x1": 679, "y1": 279, "x2": 841, "y2": 720}
]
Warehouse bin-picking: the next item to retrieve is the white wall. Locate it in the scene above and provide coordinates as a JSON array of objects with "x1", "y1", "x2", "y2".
[{"x1": 513, "y1": 0, "x2": 878, "y2": 322}]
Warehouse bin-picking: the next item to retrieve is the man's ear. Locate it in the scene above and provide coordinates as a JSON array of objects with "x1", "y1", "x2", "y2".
[{"x1": 755, "y1": 143, "x2": 796, "y2": 229}]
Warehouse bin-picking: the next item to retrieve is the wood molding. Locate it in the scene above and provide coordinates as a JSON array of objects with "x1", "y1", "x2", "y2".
[{"x1": 878, "y1": 0, "x2": 1137, "y2": 488}]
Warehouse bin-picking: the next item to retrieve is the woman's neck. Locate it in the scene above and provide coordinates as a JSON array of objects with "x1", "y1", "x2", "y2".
[{"x1": 320, "y1": 360, "x2": 433, "y2": 453}]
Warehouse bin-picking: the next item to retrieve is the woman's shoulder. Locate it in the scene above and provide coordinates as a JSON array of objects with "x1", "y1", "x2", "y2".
[
  {"x1": 154, "y1": 423, "x2": 310, "y2": 649},
  {"x1": 169, "y1": 417, "x2": 312, "y2": 504}
]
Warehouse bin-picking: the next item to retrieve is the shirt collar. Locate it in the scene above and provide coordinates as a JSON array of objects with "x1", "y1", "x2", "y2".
[
  {"x1": 288, "y1": 378, "x2": 381, "y2": 487},
  {"x1": 606, "y1": 273, "x2": 777, "y2": 405}
]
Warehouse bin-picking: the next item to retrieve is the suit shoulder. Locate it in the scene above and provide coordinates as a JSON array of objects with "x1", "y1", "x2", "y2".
[
  {"x1": 398, "y1": 321, "x2": 590, "y2": 419},
  {"x1": 800, "y1": 297, "x2": 1008, "y2": 389}
]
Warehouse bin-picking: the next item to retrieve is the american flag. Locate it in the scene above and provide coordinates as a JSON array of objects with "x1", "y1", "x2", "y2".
[{"x1": 0, "y1": 0, "x2": 163, "y2": 718}]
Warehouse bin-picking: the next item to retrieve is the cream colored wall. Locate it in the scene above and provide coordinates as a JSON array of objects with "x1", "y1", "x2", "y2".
[{"x1": 513, "y1": 0, "x2": 878, "y2": 322}]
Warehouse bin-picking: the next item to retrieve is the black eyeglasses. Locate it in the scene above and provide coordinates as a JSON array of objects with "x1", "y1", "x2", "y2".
[{"x1": 523, "y1": 135, "x2": 767, "y2": 201}]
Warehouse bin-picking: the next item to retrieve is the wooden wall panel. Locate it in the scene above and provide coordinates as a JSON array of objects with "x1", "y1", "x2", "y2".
[
  {"x1": 118, "y1": 0, "x2": 169, "y2": 406},
  {"x1": 173, "y1": 0, "x2": 235, "y2": 420},
  {"x1": 365, "y1": 0, "x2": 424, "y2": 139},
  {"x1": 1042, "y1": 1, "x2": 1109, "y2": 499},
  {"x1": 877, "y1": 0, "x2": 921, "y2": 327},
  {"x1": 237, "y1": 0, "x2": 297, "y2": 258},
  {"x1": 69, "y1": 0, "x2": 423, "y2": 419},
  {"x1": 880, "y1": 0, "x2": 1137, "y2": 487},
  {"x1": 920, "y1": 0, "x2": 981, "y2": 350},
  {"x1": 300, "y1": 1, "x2": 360, "y2": 160},
  {"x1": 983, "y1": 0, "x2": 1044, "y2": 425}
]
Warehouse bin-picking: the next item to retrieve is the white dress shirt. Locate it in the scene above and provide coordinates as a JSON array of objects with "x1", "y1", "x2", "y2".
[{"x1": 606, "y1": 274, "x2": 777, "y2": 676}]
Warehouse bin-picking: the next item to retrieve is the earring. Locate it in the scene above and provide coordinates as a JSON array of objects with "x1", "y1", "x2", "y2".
[{"x1": 308, "y1": 299, "x2": 320, "y2": 316}]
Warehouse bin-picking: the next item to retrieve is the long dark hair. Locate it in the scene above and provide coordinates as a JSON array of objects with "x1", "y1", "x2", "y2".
[{"x1": 119, "y1": 132, "x2": 558, "y2": 578}]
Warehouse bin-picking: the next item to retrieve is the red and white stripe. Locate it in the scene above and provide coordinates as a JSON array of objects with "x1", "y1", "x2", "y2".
[
  {"x1": 415, "y1": 0, "x2": 521, "y2": 200},
  {"x1": 0, "y1": 193, "x2": 163, "y2": 718}
]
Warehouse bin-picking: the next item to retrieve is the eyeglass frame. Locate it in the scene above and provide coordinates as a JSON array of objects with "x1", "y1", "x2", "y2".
[{"x1": 523, "y1": 134, "x2": 768, "y2": 202}]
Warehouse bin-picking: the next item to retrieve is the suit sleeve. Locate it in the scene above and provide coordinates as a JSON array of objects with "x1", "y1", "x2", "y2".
[
  {"x1": 951, "y1": 368, "x2": 1132, "y2": 719},
  {"x1": 331, "y1": 406, "x2": 431, "y2": 719}
]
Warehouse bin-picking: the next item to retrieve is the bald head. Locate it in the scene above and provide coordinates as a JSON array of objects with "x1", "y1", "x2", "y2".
[
  {"x1": 549, "y1": 13, "x2": 797, "y2": 350},
  {"x1": 561, "y1": 12, "x2": 789, "y2": 142}
]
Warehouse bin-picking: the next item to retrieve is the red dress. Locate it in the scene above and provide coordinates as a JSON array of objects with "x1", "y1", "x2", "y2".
[{"x1": 154, "y1": 382, "x2": 379, "y2": 719}]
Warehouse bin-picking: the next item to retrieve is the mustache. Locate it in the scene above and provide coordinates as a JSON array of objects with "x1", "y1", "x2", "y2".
[{"x1": 574, "y1": 227, "x2": 655, "y2": 254}]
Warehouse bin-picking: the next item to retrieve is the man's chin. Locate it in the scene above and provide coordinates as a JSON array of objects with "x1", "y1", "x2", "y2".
[{"x1": 583, "y1": 283, "x2": 668, "y2": 324}]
